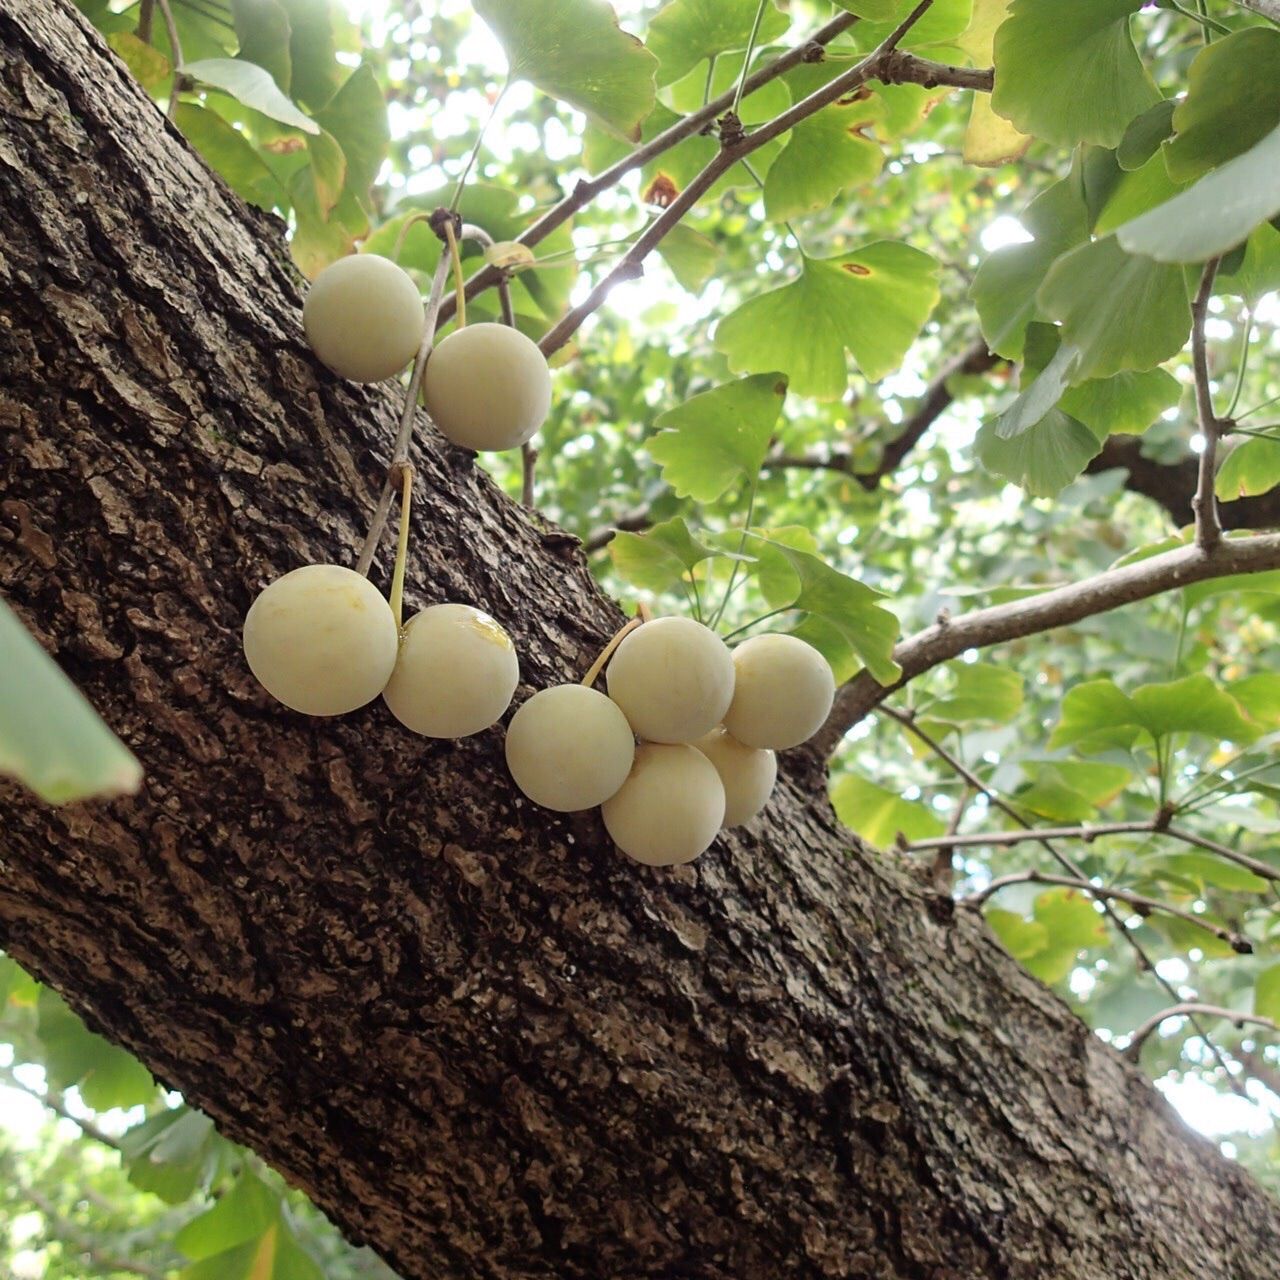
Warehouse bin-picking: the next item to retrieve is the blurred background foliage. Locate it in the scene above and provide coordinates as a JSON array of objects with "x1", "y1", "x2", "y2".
[{"x1": 3, "y1": 0, "x2": 1279, "y2": 1273}]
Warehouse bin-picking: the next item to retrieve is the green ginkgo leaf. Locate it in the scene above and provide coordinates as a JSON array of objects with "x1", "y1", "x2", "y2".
[
  {"x1": 1050, "y1": 675, "x2": 1258, "y2": 752},
  {"x1": 975, "y1": 409, "x2": 1101, "y2": 497},
  {"x1": 648, "y1": 374, "x2": 787, "y2": 502},
  {"x1": 748, "y1": 534, "x2": 900, "y2": 684},
  {"x1": 0, "y1": 599, "x2": 143, "y2": 804},
  {"x1": 830, "y1": 773, "x2": 945, "y2": 847},
  {"x1": 1038, "y1": 235, "x2": 1192, "y2": 380},
  {"x1": 991, "y1": 0, "x2": 1159, "y2": 148},
  {"x1": 1216, "y1": 439, "x2": 1280, "y2": 503},
  {"x1": 474, "y1": 0, "x2": 657, "y2": 141},
  {"x1": 610, "y1": 517, "x2": 726, "y2": 595},
  {"x1": 1164, "y1": 27, "x2": 1280, "y2": 184},
  {"x1": 763, "y1": 101, "x2": 883, "y2": 223},
  {"x1": 971, "y1": 177, "x2": 1089, "y2": 360},
  {"x1": 1116, "y1": 122, "x2": 1280, "y2": 264},
  {"x1": 646, "y1": 0, "x2": 789, "y2": 88},
  {"x1": 714, "y1": 242, "x2": 939, "y2": 398},
  {"x1": 181, "y1": 57, "x2": 319, "y2": 133}
]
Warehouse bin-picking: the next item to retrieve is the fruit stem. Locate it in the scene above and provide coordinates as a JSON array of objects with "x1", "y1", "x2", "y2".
[
  {"x1": 444, "y1": 219, "x2": 467, "y2": 330},
  {"x1": 580, "y1": 617, "x2": 644, "y2": 689},
  {"x1": 389, "y1": 463, "x2": 414, "y2": 631},
  {"x1": 354, "y1": 253, "x2": 451, "y2": 576},
  {"x1": 355, "y1": 222, "x2": 494, "y2": 577}
]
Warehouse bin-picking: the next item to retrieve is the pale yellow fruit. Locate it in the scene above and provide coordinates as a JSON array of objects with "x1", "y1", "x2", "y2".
[
  {"x1": 242, "y1": 564, "x2": 398, "y2": 716},
  {"x1": 303, "y1": 253, "x2": 425, "y2": 383},
  {"x1": 423, "y1": 322, "x2": 552, "y2": 451},
  {"x1": 606, "y1": 617, "x2": 735, "y2": 745},
  {"x1": 693, "y1": 727, "x2": 777, "y2": 828},
  {"x1": 601, "y1": 743, "x2": 725, "y2": 867},
  {"x1": 505, "y1": 684, "x2": 635, "y2": 812},
  {"x1": 723, "y1": 633, "x2": 835, "y2": 750},
  {"x1": 383, "y1": 604, "x2": 518, "y2": 738}
]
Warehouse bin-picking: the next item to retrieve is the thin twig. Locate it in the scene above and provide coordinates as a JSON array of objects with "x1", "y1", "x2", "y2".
[
  {"x1": 14, "y1": 1182, "x2": 166, "y2": 1279},
  {"x1": 965, "y1": 870, "x2": 1252, "y2": 953},
  {"x1": 521, "y1": 444, "x2": 538, "y2": 508},
  {"x1": 1226, "y1": 0, "x2": 1280, "y2": 21},
  {"x1": 0, "y1": 1064, "x2": 122, "y2": 1150},
  {"x1": 137, "y1": 0, "x2": 155, "y2": 42},
  {"x1": 537, "y1": 2, "x2": 950, "y2": 358},
  {"x1": 583, "y1": 507, "x2": 654, "y2": 554},
  {"x1": 1192, "y1": 257, "x2": 1224, "y2": 551},
  {"x1": 879, "y1": 706, "x2": 1249, "y2": 1095},
  {"x1": 153, "y1": 0, "x2": 183, "y2": 121},
  {"x1": 1125, "y1": 1003, "x2": 1279, "y2": 1060},
  {"x1": 816, "y1": 530, "x2": 1280, "y2": 757},
  {"x1": 905, "y1": 821, "x2": 1280, "y2": 885}
]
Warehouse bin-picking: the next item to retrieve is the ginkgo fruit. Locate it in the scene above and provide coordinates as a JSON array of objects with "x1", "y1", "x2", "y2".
[
  {"x1": 505, "y1": 684, "x2": 636, "y2": 812},
  {"x1": 242, "y1": 564, "x2": 399, "y2": 716},
  {"x1": 723, "y1": 633, "x2": 835, "y2": 750},
  {"x1": 423, "y1": 322, "x2": 552, "y2": 451},
  {"x1": 606, "y1": 616, "x2": 735, "y2": 744},
  {"x1": 383, "y1": 603, "x2": 518, "y2": 737},
  {"x1": 601, "y1": 743, "x2": 725, "y2": 867},
  {"x1": 693, "y1": 727, "x2": 777, "y2": 828},
  {"x1": 303, "y1": 253, "x2": 426, "y2": 383}
]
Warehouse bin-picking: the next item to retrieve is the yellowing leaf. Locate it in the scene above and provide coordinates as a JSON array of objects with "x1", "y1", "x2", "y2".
[{"x1": 957, "y1": 0, "x2": 1029, "y2": 166}]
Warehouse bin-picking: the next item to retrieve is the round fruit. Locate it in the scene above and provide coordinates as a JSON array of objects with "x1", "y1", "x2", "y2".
[
  {"x1": 242, "y1": 564, "x2": 398, "y2": 716},
  {"x1": 722, "y1": 634, "x2": 836, "y2": 750},
  {"x1": 383, "y1": 603, "x2": 518, "y2": 738},
  {"x1": 606, "y1": 617, "x2": 735, "y2": 745},
  {"x1": 601, "y1": 743, "x2": 725, "y2": 867},
  {"x1": 422, "y1": 322, "x2": 552, "y2": 452},
  {"x1": 694, "y1": 727, "x2": 777, "y2": 828},
  {"x1": 505, "y1": 684, "x2": 636, "y2": 812},
  {"x1": 303, "y1": 253, "x2": 426, "y2": 383}
]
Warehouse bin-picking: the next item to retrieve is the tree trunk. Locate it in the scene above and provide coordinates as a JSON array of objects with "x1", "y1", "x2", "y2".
[{"x1": 2, "y1": 5, "x2": 1278, "y2": 1278}]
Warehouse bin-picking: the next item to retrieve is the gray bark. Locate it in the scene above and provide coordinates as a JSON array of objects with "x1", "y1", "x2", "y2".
[{"x1": 1, "y1": 4, "x2": 1278, "y2": 1278}]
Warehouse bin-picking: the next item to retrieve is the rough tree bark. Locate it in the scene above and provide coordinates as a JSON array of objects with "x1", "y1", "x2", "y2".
[{"x1": 2, "y1": 5, "x2": 1278, "y2": 1278}]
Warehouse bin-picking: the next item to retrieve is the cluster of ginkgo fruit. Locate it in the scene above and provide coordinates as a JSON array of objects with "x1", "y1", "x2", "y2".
[
  {"x1": 243, "y1": 248, "x2": 547, "y2": 735},
  {"x1": 506, "y1": 617, "x2": 835, "y2": 866},
  {"x1": 242, "y1": 245, "x2": 836, "y2": 867}
]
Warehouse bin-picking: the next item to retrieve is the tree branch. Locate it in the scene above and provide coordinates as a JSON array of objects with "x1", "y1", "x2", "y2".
[
  {"x1": 964, "y1": 870, "x2": 1253, "y2": 954},
  {"x1": 1192, "y1": 258, "x2": 1223, "y2": 552},
  {"x1": 815, "y1": 531, "x2": 1280, "y2": 757},
  {"x1": 14, "y1": 1182, "x2": 166, "y2": 1279},
  {"x1": 879, "y1": 705, "x2": 1249, "y2": 1093},
  {"x1": 534, "y1": 9, "x2": 996, "y2": 357},
  {"x1": 906, "y1": 820, "x2": 1280, "y2": 884},
  {"x1": 1227, "y1": 0, "x2": 1280, "y2": 22},
  {"x1": 764, "y1": 339, "x2": 1001, "y2": 486},
  {"x1": 436, "y1": 9, "x2": 863, "y2": 327},
  {"x1": 1125, "y1": 1003, "x2": 1279, "y2": 1061},
  {"x1": 0, "y1": 1062, "x2": 123, "y2": 1150}
]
